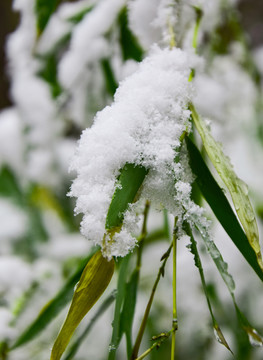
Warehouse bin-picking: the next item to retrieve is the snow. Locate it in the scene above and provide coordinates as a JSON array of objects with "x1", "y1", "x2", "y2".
[{"x1": 70, "y1": 46, "x2": 200, "y2": 257}]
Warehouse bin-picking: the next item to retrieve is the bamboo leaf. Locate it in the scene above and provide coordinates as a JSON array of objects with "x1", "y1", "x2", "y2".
[
  {"x1": 12, "y1": 249, "x2": 98, "y2": 349},
  {"x1": 186, "y1": 137, "x2": 263, "y2": 282},
  {"x1": 106, "y1": 163, "x2": 148, "y2": 229},
  {"x1": 118, "y1": 6, "x2": 144, "y2": 62},
  {"x1": 190, "y1": 103, "x2": 263, "y2": 270},
  {"x1": 51, "y1": 251, "x2": 114, "y2": 360},
  {"x1": 186, "y1": 225, "x2": 232, "y2": 354},
  {"x1": 108, "y1": 255, "x2": 131, "y2": 360},
  {"x1": 67, "y1": 6, "x2": 93, "y2": 24},
  {"x1": 101, "y1": 58, "x2": 118, "y2": 97},
  {"x1": 234, "y1": 303, "x2": 263, "y2": 347},
  {"x1": 64, "y1": 291, "x2": 116, "y2": 360},
  {"x1": 35, "y1": 0, "x2": 59, "y2": 35},
  {"x1": 119, "y1": 268, "x2": 139, "y2": 357}
]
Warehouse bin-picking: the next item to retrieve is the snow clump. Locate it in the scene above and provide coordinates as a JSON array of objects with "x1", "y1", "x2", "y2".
[{"x1": 70, "y1": 46, "x2": 200, "y2": 258}]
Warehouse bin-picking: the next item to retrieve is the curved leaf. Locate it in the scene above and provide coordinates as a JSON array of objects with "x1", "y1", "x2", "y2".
[
  {"x1": 190, "y1": 103, "x2": 263, "y2": 270},
  {"x1": 186, "y1": 137, "x2": 263, "y2": 282},
  {"x1": 35, "y1": 0, "x2": 58, "y2": 35},
  {"x1": 12, "y1": 249, "x2": 98, "y2": 349},
  {"x1": 106, "y1": 163, "x2": 148, "y2": 229},
  {"x1": 50, "y1": 251, "x2": 114, "y2": 360}
]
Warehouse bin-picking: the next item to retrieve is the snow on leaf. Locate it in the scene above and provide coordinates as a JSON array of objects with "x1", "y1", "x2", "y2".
[{"x1": 190, "y1": 103, "x2": 263, "y2": 271}]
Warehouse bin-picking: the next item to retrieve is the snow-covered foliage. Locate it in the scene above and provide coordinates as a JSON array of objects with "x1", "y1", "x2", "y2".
[
  {"x1": 70, "y1": 46, "x2": 199, "y2": 257},
  {"x1": 0, "y1": 0, "x2": 263, "y2": 359}
]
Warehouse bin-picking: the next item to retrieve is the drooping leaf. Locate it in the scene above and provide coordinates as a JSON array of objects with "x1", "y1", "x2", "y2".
[
  {"x1": 186, "y1": 137, "x2": 263, "y2": 282},
  {"x1": 51, "y1": 251, "x2": 114, "y2": 360},
  {"x1": 35, "y1": 0, "x2": 59, "y2": 35},
  {"x1": 119, "y1": 268, "x2": 139, "y2": 357},
  {"x1": 64, "y1": 291, "x2": 116, "y2": 360},
  {"x1": 12, "y1": 248, "x2": 98, "y2": 349},
  {"x1": 38, "y1": 53, "x2": 62, "y2": 98},
  {"x1": 186, "y1": 225, "x2": 232, "y2": 353},
  {"x1": 106, "y1": 163, "x2": 148, "y2": 229},
  {"x1": 108, "y1": 255, "x2": 131, "y2": 360},
  {"x1": 101, "y1": 58, "x2": 118, "y2": 97},
  {"x1": 234, "y1": 303, "x2": 263, "y2": 347},
  {"x1": 118, "y1": 6, "x2": 144, "y2": 62},
  {"x1": 189, "y1": 105, "x2": 263, "y2": 270}
]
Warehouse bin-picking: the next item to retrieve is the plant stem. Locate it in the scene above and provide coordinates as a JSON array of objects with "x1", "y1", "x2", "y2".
[
  {"x1": 137, "y1": 200, "x2": 150, "y2": 269},
  {"x1": 135, "y1": 331, "x2": 171, "y2": 360},
  {"x1": 171, "y1": 218, "x2": 178, "y2": 360},
  {"x1": 192, "y1": 7, "x2": 203, "y2": 53},
  {"x1": 130, "y1": 244, "x2": 173, "y2": 360},
  {"x1": 188, "y1": 6, "x2": 203, "y2": 82}
]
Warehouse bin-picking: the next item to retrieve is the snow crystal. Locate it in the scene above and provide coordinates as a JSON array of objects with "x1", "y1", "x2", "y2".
[{"x1": 70, "y1": 46, "x2": 198, "y2": 257}]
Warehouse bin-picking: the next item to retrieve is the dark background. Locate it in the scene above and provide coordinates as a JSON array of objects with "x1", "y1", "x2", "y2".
[{"x1": 0, "y1": 0, "x2": 263, "y2": 110}]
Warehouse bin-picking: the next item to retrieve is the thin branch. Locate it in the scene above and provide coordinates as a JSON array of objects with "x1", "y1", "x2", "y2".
[{"x1": 130, "y1": 244, "x2": 173, "y2": 360}]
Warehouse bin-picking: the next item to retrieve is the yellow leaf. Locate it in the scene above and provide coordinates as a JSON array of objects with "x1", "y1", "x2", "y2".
[
  {"x1": 190, "y1": 103, "x2": 263, "y2": 270},
  {"x1": 50, "y1": 251, "x2": 115, "y2": 360}
]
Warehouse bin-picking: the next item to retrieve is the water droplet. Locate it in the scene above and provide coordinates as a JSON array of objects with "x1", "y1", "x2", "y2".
[
  {"x1": 214, "y1": 328, "x2": 223, "y2": 344},
  {"x1": 74, "y1": 281, "x2": 79, "y2": 292},
  {"x1": 109, "y1": 344, "x2": 117, "y2": 352},
  {"x1": 246, "y1": 327, "x2": 263, "y2": 347},
  {"x1": 238, "y1": 180, "x2": 249, "y2": 196},
  {"x1": 215, "y1": 156, "x2": 220, "y2": 163},
  {"x1": 213, "y1": 326, "x2": 233, "y2": 353}
]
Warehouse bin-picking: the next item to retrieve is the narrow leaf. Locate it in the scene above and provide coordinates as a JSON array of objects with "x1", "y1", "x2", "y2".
[
  {"x1": 64, "y1": 291, "x2": 116, "y2": 360},
  {"x1": 106, "y1": 163, "x2": 148, "y2": 229},
  {"x1": 119, "y1": 268, "x2": 139, "y2": 357},
  {"x1": 108, "y1": 255, "x2": 131, "y2": 360},
  {"x1": 12, "y1": 249, "x2": 98, "y2": 349},
  {"x1": 186, "y1": 137, "x2": 263, "y2": 282},
  {"x1": 35, "y1": 0, "x2": 58, "y2": 35},
  {"x1": 190, "y1": 103, "x2": 263, "y2": 270},
  {"x1": 51, "y1": 251, "x2": 114, "y2": 360},
  {"x1": 67, "y1": 6, "x2": 93, "y2": 24},
  {"x1": 101, "y1": 58, "x2": 118, "y2": 96},
  {"x1": 186, "y1": 225, "x2": 232, "y2": 353},
  {"x1": 118, "y1": 6, "x2": 144, "y2": 62},
  {"x1": 234, "y1": 303, "x2": 263, "y2": 347}
]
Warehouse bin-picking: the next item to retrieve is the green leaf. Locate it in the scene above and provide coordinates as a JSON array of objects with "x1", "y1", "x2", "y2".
[
  {"x1": 118, "y1": 6, "x2": 144, "y2": 62},
  {"x1": 66, "y1": 6, "x2": 93, "y2": 24},
  {"x1": 38, "y1": 53, "x2": 62, "y2": 98},
  {"x1": 119, "y1": 268, "x2": 139, "y2": 357},
  {"x1": 101, "y1": 58, "x2": 118, "y2": 97},
  {"x1": 108, "y1": 255, "x2": 131, "y2": 360},
  {"x1": 35, "y1": 0, "x2": 59, "y2": 35},
  {"x1": 234, "y1": 303, "x2": 263, "y2": 347},
  {"x1": 186, "y1": 137, "x2": 263, "y2": 282},
  {"x1": 106, "y1": 163, "x2": 148, "y2": 229},
  {"x1": 0, "y1": 166, "x2": 24, "y2": 205},
  {"x1": 50, "y1": 251, "x2": 114, "y2": 360},
  {"x1": 189, "y1": 103, "x2": 263, "y2": 271},
  {"x1": 64, "y1": 291, "x2": 116, "y2": 360},
  {"x1": 12, "y1": 249, "x2": 98, "y2": 349},
  {"x1": 186, "y1": 225, "x2": 232, "y2": 353}
]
